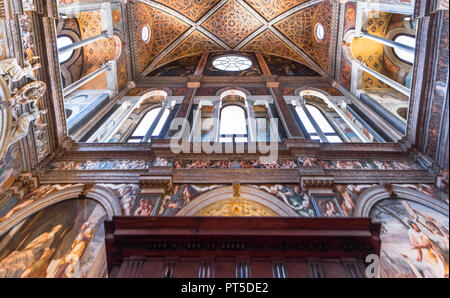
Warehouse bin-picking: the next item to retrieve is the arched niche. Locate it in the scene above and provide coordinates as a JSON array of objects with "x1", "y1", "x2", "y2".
[
  {"x1": 176, "y1": 185, "x2": 299, "y2": 217},
  {"x1": 355, "y1": 185, "x2": 449, "y2": 278},
  {"x1": 0, "y1": 195, "x2": 113, "y2": 278},
  {"x1": 354, "y1": 185, "x2": 448, "y2": 217},
  {"x1": 0, "y1": 184, "x2": 122, "y2": 236}
]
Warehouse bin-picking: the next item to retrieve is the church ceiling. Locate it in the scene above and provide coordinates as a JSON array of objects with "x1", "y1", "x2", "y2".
[{"x1": 131, "y1": 0, "x2": 338, "y2": 76}]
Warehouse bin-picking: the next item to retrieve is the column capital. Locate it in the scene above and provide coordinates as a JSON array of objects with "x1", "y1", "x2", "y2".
[
  {"x1": 139, "y1": 174, "x2": 173, "y2": 196},
  {"x1": 300, "y1": 175, "x2": 335, "y2": 196}
]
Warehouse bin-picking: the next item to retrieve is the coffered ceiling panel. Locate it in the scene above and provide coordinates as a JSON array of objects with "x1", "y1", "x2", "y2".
[
  {"x1": 243, "y1": 0, "x2": 310, "y2": 21},
  {"x1": 240, "y1": 29, "x2": 307, "y2": 65},
  {"x1": 201, "y1": 0, "x2": 264, "y2": 48},
  {"x1": 132, "y1": 0, "x2": 337, "y2": 76},
  {"x1": 148, "y1": 7, "x2": 191, "y2": 61},
  {"x1": 274, "y1": 0, "x2": 335, "y2": 72},
  {"x1": 153, "y1": 0, "x2": 222, "y2": 22},
  {"x1": 132, "y1": 1, "x2": 154, "y2": 72}
]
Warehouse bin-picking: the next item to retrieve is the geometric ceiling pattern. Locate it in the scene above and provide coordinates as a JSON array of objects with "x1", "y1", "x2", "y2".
[{"x1": 132, "y1": 0, "x2": 338, "y2": 76}]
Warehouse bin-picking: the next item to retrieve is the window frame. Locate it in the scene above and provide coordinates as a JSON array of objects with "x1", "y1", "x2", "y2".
[
  {"x1": 212, "y1": 55, "x2": 253, "y2": 72},
  {"x1": 295, "y1": 104, "x2": 343, "y2": 143},
  {"x1": 219, "y1": 104, "x2": 249, "y2": 143},
  {"x1": 127, "y1": 106, "x2": 164, "y2": 143}
]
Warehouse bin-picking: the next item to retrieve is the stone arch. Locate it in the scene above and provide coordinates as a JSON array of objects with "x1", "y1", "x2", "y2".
[
  {"x1": 0, "y1": 184, "x2": 122, "y2": 236},
  {"x1": 215, "y1": 87, "x2": 252, "y2": 98},
  {"x1": 176, "y1": 185, "x2": 299, "y2": 217},
  {"x1": 294, "y1": 87, "x2": 333, "y2": 101},
  {"x1": 354, "y1": 185, "x2": 449, "y2": 217}
]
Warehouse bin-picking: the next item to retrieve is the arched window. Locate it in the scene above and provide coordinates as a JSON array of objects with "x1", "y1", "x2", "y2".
[
  {"x1": 393, "y1": 34, "x2": 415, "y2": 64},
  {"x1": 219, "y1": 105, "x2": 248, "y2": 142},
  {"x1": 57, "y1": 36, "x2": 75, "y2": 64},
  {"x1": 128, "y1": 107, "x2": 170, "y2": 143},
  {"x1": 295, "y1": 104, "x2": 342, "y2": 143}
]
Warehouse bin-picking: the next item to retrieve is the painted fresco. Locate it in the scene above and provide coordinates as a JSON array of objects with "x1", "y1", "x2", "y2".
[
  {"x1": 174, "y1": 159, "x2": 298, "y2": 169},
  {"x1": 0, "y1": 199, "x2": 107, "y2": 278},
  {"x1": 97, "y1": 184, "x2": 140, "y2": 216},
  {"x1": 148, "y1": 54, "x2": 201, "y2": 77},
  {"x1": 370, "y1": 199, "x2": 449, "y2": 278},
  {"x1": 248, "y1": 184, "x2": 316, "y2": 217},
  {"x1": 0, "y1": 184, "x2": 81, "y2": 224},
  {"x1": 0, "y1": 145, "x2": 23, "y2": 196},
  {"x1": 335, "y1": 184, "x2": 375, "y2": 217},
  {"x1": 49, "y1": 157, "x2": 172, "y2": 170},
  {"x1": 263, "y1": 54, "x2": 318, "y2": 76},
  {"x1": 130, "y1": 195, "x2": 161, "y2": 216},
  {"x1": 159, "y1": 184, "x2": 224, "y2": 216},
  {"x1": 392, "y1": 184, "x2": 450, "y2": 206},
  {"x1": 311, "y1": 195, "x2": 344, "y2": 217},
  {"x1": 297, "y1": 157, "x2": 423, "y2": 170}
]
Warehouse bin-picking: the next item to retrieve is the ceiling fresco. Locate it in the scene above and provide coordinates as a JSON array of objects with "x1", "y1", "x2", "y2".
[{"x1": 132, "y1": 0, "x2": 338, "y2": 76}]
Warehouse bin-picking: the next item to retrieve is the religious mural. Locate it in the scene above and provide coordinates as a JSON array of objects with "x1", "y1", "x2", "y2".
[
  {"x1": 174, "y1": 159, "x2": 298, "y2": 169},
  {"x1": 97, "y1": 184, "x2": 140, "y2": 216},
  {"x1": 0, "y1": 184, "x2": 81, "y2": 224},
  {"x1": 49, "y1": 157, "x2": 172, "y2": 171},
  {"x1": 158, "y1": 184, "x2": 224, "y2": 216},
  {"x1": 370, "y1": 199, "x2": 449, "y2": 278},
  {"x1": 148, "y1": 54, "x2": 202, "y2": 77},
  {"x1": 263, "y1": 54, "x2": 318, "y2": 77},
  {"x1": 0, "y1": 145, "x2": 22, "y2": 196},
  {"x1": 297, "y1": 157, "x2": 424, "y2": 170},
  {"x1": 248, "y1": 184, "x2": 316, "y2": 217},
  {"x1": 130, "y1": 195, "x2": 161, "y2": 217},
  {"x1": 0, "y1": 199, "x2": 107, "y2": 278},
  {"x1": 311, "y1": 195, "x2": 344, "y2": 217}
]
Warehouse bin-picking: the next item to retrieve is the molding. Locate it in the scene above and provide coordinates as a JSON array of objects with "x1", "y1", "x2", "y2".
[
  {"x1": 0, "y1": 184, "x2": 123, "y2": 236},
  {"x1": 176, "y1": 185, "x2": 299, "y2": 217},
  {"x1": 354, "y1": 184, "x2": 449, "y2": 217}
]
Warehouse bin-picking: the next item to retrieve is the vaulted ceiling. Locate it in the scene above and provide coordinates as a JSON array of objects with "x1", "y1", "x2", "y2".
[{"x1": 130, "y1": 0, "x2": 339, "y2": 77}]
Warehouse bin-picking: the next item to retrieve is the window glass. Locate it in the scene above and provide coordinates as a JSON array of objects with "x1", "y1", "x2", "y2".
[
  {"x1": 213, "y1": 55, "x2": 252, "y2": 72},
  {"x1": 219, "y1": 105, "x2": 247, "y2": 142},
  {"x1": 315, "y1": 24, "x2": 325, "y2": 40},
  {"x1": 131, "y1": 108, "x2": 161, "y2": 138},
  {"x1": 394, "y1": 34, "x2": 415, "y2": 64},
  {"x1": 57, "y1": 36, "x2": 75, "y2": 63}
]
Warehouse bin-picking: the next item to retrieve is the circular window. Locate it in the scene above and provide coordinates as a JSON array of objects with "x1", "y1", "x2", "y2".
[
  {"x1": 57, "y1": 36, "x2": 75, "y2": 64},
  {"x1": 212, "y1": 55, "x2": 252, "y2": 72},
  {"x1": 141, "y1": 25, "x2": 150, "y2": 43},
  {"x1": 315, "y1": 23, "x2": 325, "y2": 41}
]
